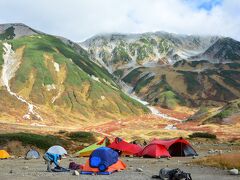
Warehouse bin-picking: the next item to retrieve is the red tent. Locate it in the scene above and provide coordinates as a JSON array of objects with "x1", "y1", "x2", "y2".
[
  {"x1": 150, "y1": 138, "x2": 197, "y2": 157},
  {"x1": 108, "y1": 137, "x2": 142, "y2": 155},
  {"x1": 138, "y1": 143, "x2": 170, "y2": 158}
]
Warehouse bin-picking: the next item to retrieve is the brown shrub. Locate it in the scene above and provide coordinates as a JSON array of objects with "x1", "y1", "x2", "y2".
[{"x1": 194, "y1": 153, "x2": 240, "y2": 169}]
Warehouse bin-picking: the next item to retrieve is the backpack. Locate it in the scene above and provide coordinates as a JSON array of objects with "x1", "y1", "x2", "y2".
[{"x1": 152, "y1": 168, "x2": 192, "y2": 180}]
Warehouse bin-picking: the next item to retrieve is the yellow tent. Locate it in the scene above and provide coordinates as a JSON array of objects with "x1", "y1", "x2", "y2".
[
  {"x1": 0, "y1": 150, "x2": 10, "y2": 159},
  {"x1": 76, "y1": 137, "x2": 110, "y2": 157}
]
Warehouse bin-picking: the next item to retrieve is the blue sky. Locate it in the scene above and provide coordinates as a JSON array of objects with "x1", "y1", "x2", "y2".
[
  {"x1": 0, "y1": 0, "x2": 239, "y2": 41},
  {"x1": 198, "y1": 0, "x2": 223, "y2": 10}
]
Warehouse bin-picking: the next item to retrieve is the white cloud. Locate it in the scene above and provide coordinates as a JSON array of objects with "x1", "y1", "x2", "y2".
[{"x1": 0, "y1": 0, "x2": 239, "y2": 41}]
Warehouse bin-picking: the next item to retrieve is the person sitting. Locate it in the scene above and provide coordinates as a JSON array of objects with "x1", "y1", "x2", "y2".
[{"x1": 43, "y1": 152, "x2": 62, "y2": 172}]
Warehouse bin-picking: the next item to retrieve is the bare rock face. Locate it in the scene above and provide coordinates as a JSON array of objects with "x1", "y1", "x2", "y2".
[{"x1": 0, "y1": 23, "x2": 41, "y2": 39}]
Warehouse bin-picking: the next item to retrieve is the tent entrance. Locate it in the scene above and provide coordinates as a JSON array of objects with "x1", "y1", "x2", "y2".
[{"x1": 168, "y1": 142, "x2": 197, "y2": 157}]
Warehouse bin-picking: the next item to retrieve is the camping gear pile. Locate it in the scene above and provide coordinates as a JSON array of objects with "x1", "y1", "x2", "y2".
[
  {"x1": 152, "y1": 168, "x2": 192, "y2": 180},
  {"x1": 81, "y1": 147, "x2": 126, "y2": 175}
]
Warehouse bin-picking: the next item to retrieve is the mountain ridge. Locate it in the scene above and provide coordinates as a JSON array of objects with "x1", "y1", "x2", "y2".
[{"x1": 81, "y1": 31, "x2": 240, "y2": 109}]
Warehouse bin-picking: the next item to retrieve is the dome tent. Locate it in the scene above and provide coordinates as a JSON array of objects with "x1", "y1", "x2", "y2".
[
  {"x1": 76, "y1": 137, "x2": 110, "y2": 157},
  {"x1": 25, "y1": 149, "x2": 40, "y2": 159},
  {"x1": 151, "y1": 138, "x2": 197, "y2": 157},
  {"x1": 0, "y1": 150, "x2": 10, "y2": 159},
  {"x1": 47, "y1": 145, "x2": 67, "y2": 155},
  {"x1": 108, "y1": 137, "x2": 142, "y2": 155},
  {"x1": 138, "y1": 143, "x2": 170, "y2": 158}
]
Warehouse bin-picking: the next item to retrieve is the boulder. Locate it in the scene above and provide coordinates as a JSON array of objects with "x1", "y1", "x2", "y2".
[
  {"x1": 136, "y1": 168, "x2": 143, "y2": 172},
  {"x1": 229, "y1": 169, "x2": 238, "y2": 175},
  {"x1": 72, "y1": 170, "x2": 80, "y2": 176},
  {"x1": 22, "y1": 166, "x2": 29, "y2": 170}
]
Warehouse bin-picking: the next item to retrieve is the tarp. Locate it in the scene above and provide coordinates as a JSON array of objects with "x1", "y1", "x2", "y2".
[
  {"x1": 76, "y1": 137, "x2": 110, "y2": 157},
  {"x1": 26, "y1": 149, "x2": 40, "y2": 159},
  {"x1": 138, "y1": 143, "x2": 170, "y2": 158},
  {"x1": 89, "y1": 147, "x2": 118, "y2": 171},
  {"x1": 0, "y1": 150, "x2": 10, "y2": 159},
  {"x1": 150, "y1": 138, "x2": 197, "y2": 157},
  {"x1": 81, "y1": 159, "x2": 126, "y2": 174},
  {"x1": 108, "y1": 137, "x2": 142, "y2": 155},
  {"x1": 47, "y1": 146, "x2": 67, "y2": 155}
]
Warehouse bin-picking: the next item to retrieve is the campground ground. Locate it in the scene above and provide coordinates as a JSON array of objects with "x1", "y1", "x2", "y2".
[
  {"x1": 0, "y1": 142, "x2": 240, "y2": 180},
  {"x1": 0, "y1": 156, "x2": 239, "y2": 180}
]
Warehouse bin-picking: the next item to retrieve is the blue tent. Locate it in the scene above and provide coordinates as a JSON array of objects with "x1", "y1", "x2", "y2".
[{"x1": 89, "y1": 147, "x2": 118, "y2": 172}]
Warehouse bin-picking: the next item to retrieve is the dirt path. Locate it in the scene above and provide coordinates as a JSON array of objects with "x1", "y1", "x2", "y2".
[{"x1": 0, "y1": 157, "x2": 238, "y2": 180}]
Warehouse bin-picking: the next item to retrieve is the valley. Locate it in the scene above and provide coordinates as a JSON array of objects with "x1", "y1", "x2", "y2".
[{"x1": 0, "y1": 23, "x2": 239, "y2": 143}]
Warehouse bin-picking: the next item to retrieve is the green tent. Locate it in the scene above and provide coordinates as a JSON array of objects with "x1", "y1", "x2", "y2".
[{"x1": 76, "y1": 137, "x2": 110, "y2": 157}]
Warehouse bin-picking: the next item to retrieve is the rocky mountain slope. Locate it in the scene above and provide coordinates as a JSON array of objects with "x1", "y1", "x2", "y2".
[
  {"x1": 0, "y1": 24, "x2": 148, "y2": 126},
  {"x1": 82, "y1": 32, "x2": 240, "y2": 109},
  {"x1": 188, "y1": 98, "x2": 240, "y2": 125}
]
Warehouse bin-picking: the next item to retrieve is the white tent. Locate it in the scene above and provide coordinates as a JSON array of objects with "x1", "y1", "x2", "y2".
[
  {"x1": 26, "y1": 149, "x2": 40, "y2": 159},
  {"x1": 47, "y1": 145, "x2": 67, "y2": 155}
]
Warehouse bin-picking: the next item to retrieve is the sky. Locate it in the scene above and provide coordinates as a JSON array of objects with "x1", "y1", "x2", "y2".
[{"x1": 0, "y1": 0, "x2": 240, "y2": 41}]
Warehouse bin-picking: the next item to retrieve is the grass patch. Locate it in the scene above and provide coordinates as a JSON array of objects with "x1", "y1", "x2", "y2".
[
  {"x1": 134, "y1": 73, "x2": 154, "y2": 93},
  {"x1": 158, "y1": 91, "x2": 180, "y2": 109},
  {"x1": 178, "y1": 71, "x2": 201, "y2": 94},
  {"x1": 0, "y1": 132, "x2": 67, "y2": 150},
  {"x1": 112, "y1": 45, "x2": 131, "y2": 64},
  {"x1": 68, "y1": 131, "x2": 95, "y2": 143},
  {"x1": 194, "y1": 153, "x2": 240, "y2": 169},
  {"x1": 120, "y1": 92, "x2": 150, "y2": 113},
  {"x1": 0, "y1": 43, "x2": 3, "y2": 67},
  {"x1": 113, "y1": 69, "x2": 124, "y2": 78},
  {"x1": 226, "y1": 62, "x2": 240, "y2": 69},
  {"x1": 123, "y1": 67, "x2": 143, "y2": 83},
  {"x1": 189, "y1": 132, "x2": 216, "y2": 139},
  {"x1": 205, "y1": 99, "x2": 240, "y2": 123},
  {"x1": 0, "y1": 26, "x2": 15, "y2": 40},
  {"x1": 153, "y1": 76, "x2": 185, "y2": 108}
]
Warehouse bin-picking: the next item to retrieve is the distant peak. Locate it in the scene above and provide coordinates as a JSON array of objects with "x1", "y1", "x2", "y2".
[{"x1": 0, "y1": 23, "x2": 43, "y2": 39}]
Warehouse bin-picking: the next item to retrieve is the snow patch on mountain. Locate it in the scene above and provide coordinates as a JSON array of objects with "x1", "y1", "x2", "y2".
[
  {"x1": 119, "y1": 81, "x2": 182, "y2": 121},
  {"x1": 1, "y1": 43, "x2": 43, "y2": 120},
  {"x1": 53, "y1": 62, "x2": 60, "y2": 72}
]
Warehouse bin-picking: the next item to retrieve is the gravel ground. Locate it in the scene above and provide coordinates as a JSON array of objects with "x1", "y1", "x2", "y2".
[{"x1": 0, "y1": 156, "x2": 239, "y2": 180}]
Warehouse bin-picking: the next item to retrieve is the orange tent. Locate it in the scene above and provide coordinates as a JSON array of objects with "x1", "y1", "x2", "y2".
[
  {"x1": 0, "y1": 150, "x2": 10, "y2": 159},
  {"x1": 81, "y1": 159, "x2": 126, "y2": 175}
]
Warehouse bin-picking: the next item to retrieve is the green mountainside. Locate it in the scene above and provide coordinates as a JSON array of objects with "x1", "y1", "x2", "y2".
[{"x1": 0, "y1": 24, "x2": 148, "y2": 125}]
